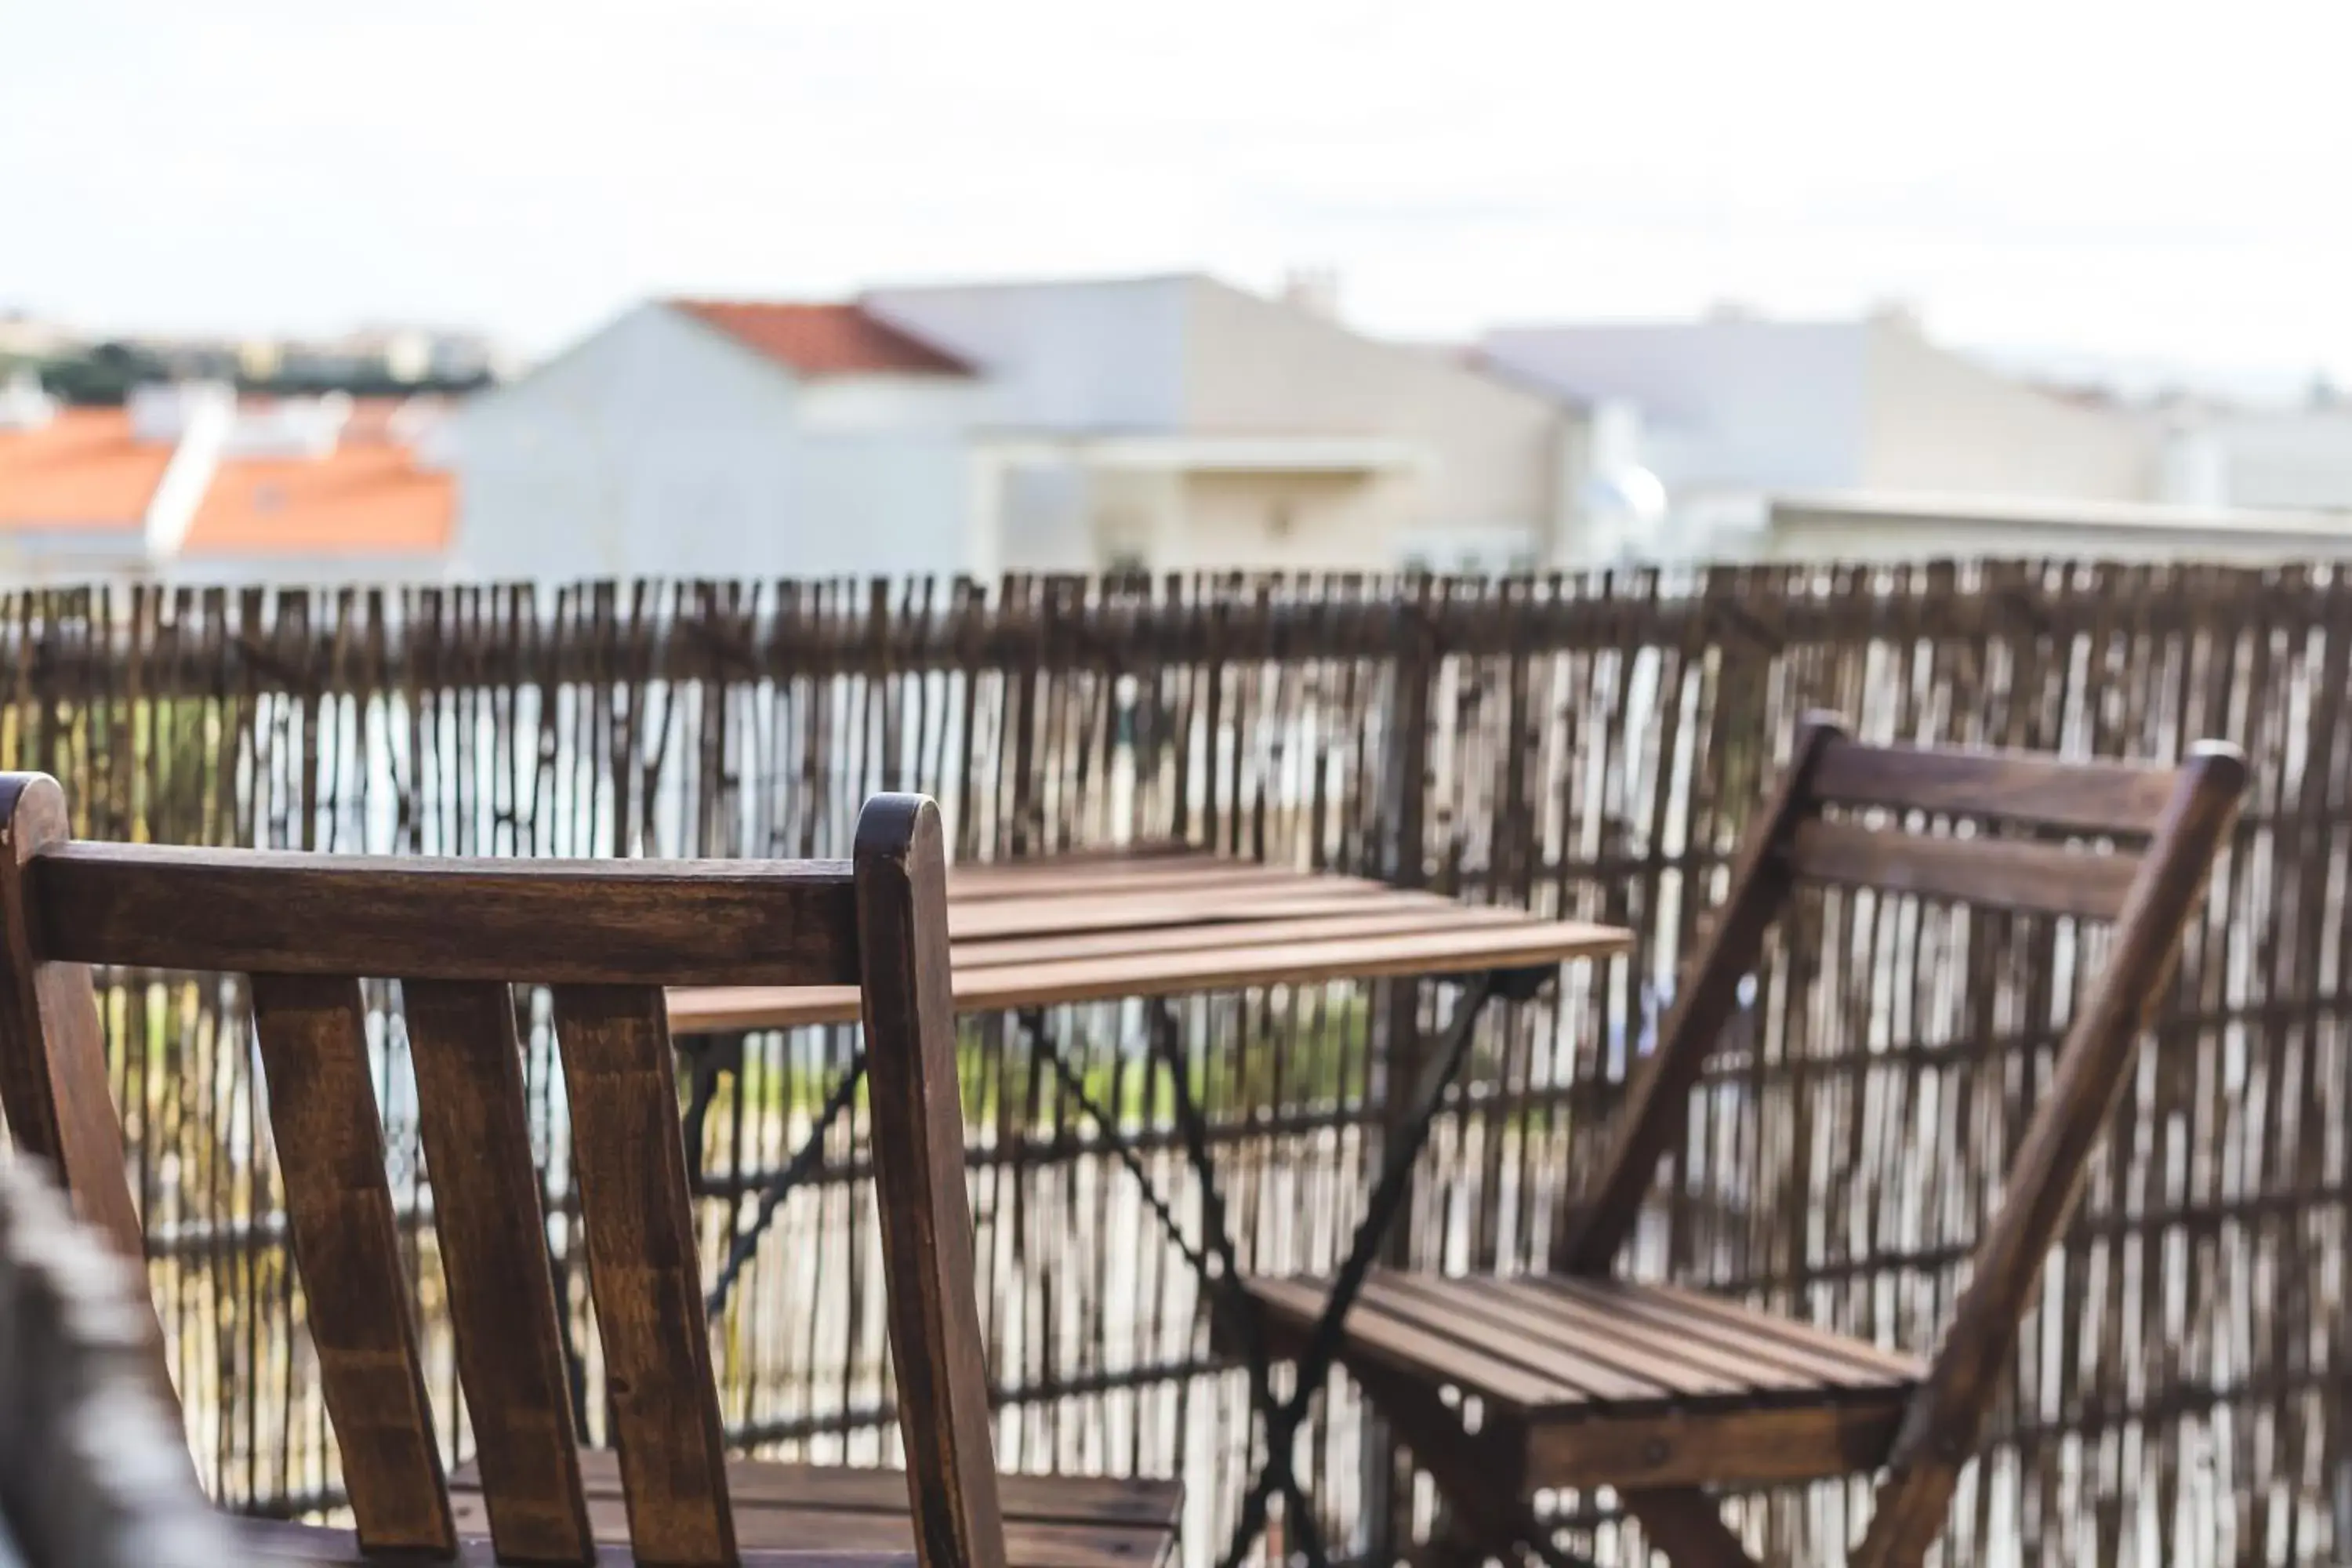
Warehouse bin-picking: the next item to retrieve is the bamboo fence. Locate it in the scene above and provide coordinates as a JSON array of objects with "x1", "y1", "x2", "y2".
[{"x1": 0, "y1": 562, "x2": 2343, "y2": 1565}]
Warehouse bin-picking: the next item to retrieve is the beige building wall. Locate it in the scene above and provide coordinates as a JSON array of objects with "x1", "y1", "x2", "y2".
[
  {"x1": 1763, "y1": 495, "x2": 2352, "y2": 564},
  {"x1": 1178, "y1": 281, "x2": 1574, "y2": 561},
  {"x1": 1861, "y1": 320, "x2": 2157, "y2": 501},
  {"x1": 1159, "y1": 470, "x2": 1409, "y2": 572}
]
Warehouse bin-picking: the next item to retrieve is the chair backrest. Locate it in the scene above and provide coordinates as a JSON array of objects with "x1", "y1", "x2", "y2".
[
  {"x1": 1559, "y1": 714, "x2": 2245, "y2": 1367},
  {"x1": 0, "y1": 776, "x2": 1007, "y2": 1568}
]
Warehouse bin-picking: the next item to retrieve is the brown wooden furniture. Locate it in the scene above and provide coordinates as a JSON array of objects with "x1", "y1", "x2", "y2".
[
  {"x1": 671, "y1": 851, "x2": 1633, "y2": 1568},
  {"x1": 0, "y1": 776, "x2": 1179, "y2": 1568},
  {"x1": 668, "y1": 848, "x2": 1631, "y2": 1036},
  {"x1": 1226, "y1": 716, "x2": 2248, "y2": 1567}
]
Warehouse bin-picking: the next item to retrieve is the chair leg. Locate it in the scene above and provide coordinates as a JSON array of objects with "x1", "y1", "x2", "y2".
[
  {"x1": 1623, "y1": 1490, "x2": 1759, "y2": 1568},
  {"x1": 1338, "y1": 1359, "x2": 1534, "y2": 1565},
  {"x1": 1330, "y1": 1361, "x2": 1619, "y2": 1568}
]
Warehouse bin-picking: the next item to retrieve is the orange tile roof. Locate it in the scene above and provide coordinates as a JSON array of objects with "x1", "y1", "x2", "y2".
[
  {"x1": 670, "y1": 300, "x2": 972, "y2": 376},
  {"x1": 0, "y1": 408, "x2": 168, "y2": 530},
  {"x1": 181, "y1": 444, "x2": 452, "y2": 558}
]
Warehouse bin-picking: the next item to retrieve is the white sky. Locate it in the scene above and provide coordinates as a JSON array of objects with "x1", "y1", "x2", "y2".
[{"x1": 7, "y1": 0, "x2": 2350, "y2": 380}]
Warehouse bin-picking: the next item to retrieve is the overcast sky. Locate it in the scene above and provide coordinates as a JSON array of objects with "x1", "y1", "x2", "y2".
[{"x1": 7, "y1": 0, "x2": 2347, "y2": 383}]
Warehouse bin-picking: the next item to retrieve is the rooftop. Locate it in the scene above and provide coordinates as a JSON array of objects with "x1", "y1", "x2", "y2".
[
  {"x1": 0, "y1": 408, "x2": 172, "y2": 532},
  {"x1": 0, "y1": 395, "x2": 451, "y2": 564},
  {"x1": 669, "y1": 300, "x2": 973, "y2": 377},
  {"x1": 183, "y1": 444, "x2": 452, "y2": 559}
]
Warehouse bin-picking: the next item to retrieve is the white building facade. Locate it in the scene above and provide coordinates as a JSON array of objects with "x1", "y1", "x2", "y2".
[
  {"x1": 1480, "y1": 310, "x2": 2165, "y2": 562},
  {"x1": 450, "y1": 277, "x2": 1588, "y2": 583}
]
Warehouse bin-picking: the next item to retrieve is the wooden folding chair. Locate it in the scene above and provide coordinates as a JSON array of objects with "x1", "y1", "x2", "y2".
[
  {"x1": 1227, "y1": 714, "x2": 2245, "y2": 1566},
  {"x1": 0, "y1": 777, "x2": 1180, "y2": 1568}
]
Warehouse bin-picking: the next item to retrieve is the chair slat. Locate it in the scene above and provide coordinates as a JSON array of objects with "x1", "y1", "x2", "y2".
[
  {"x1": 36, "y1": 846, "x2": 858, "y2": 987},
  {"x1": 249, "y1": 975, "x2": 454, "y2": 1555},
  {"x1": 1536, "y1": 1279, "x2": 1910, "y2": 1392},
  {"x1": 401, "y1": 979, "x2": 594, "y2": 1566},
  {"x1": 1450, "y1": 1279, "x2": 1788, "y2": 1399},
  {"x1": 1809, "y1": 739, "x2": 2176, "y2": 836},
  {"x1": 946, "y1": 885, "x2": 1412, "y2": 942},
  {"x1": 1788, "y1": 818, "x2": 2143, "y2": 920},
  {"x1": 1633, "y1": 1281, "x2": 1926, "y2": 1381},
  {"x1": 1370, "y1": 1274, "x2": 1747, "y2": 1399},
  {"x1": 944, "y1": 862, "x2": 1308, "y2": 902},
  {"x1": 857, "y1": 798, "x2": 1010, "y2": 1568},
  {"x1": 551, "y1": 984, "x2": 735, "y2": 1568},
  {"x1": 1250, "y1": 1276, "x2": 1593, "y2": 1410}
]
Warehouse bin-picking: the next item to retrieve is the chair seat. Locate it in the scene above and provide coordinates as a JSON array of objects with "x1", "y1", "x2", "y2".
[
  {"x1": 237, "y1": 1451, "x2": 1181, "y2": 1568},
  {"x1": 1240, "y1": 1269, "x2": 1926, "y2": 1490}
]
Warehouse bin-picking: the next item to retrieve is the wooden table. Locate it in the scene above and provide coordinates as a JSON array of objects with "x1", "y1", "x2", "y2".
[
  {"x1": 667, "y1": 848, "x2": 1630, "y2": 1568},
  {"x1": 668, "y1": 847, "x2": 1628, "y2": 1034}
]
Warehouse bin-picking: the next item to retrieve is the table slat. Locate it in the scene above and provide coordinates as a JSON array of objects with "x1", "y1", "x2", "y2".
[
  {"x1": 950, "y1": 905, "x2": 1532, "y2": 971},
  {"x1": 669, "y1": 851, "x2": 1630, "y2": 1036},
  {"x1": 948, "y1": 886, "x2": 1410, "y2": 942},
  {"x1": 673, "y1": 917, "x2": 1624, "y2": 1033}
]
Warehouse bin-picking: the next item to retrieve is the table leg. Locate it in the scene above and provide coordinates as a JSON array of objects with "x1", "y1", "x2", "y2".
[
  {"x1": 678, "y1": 1030, "x2": 742, "y2": 1178},
  {"x1": 1212, "y1": 972, "x2": 1508, "y2": 1568},
  {"x1": 701, "y1": 1049, "x2": 868, "y2": 1319},
  {"x1": 1010, "y1": 977, "x2": 1541, "y2": 1568},
  {"x1": 1009, "y1": 1005, "x2": 1326, "y2": 1555},
  {"x1": 1138, "y1": 1000, "x2": 1330, "y2": 1564}
]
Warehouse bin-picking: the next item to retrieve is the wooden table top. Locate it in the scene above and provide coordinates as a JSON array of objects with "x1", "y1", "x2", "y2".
[{"x1": 667, "y1": 848, "x2": 1631, "y2": 1036}]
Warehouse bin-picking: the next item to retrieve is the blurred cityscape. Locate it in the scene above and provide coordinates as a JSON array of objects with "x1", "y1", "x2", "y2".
[{"x1": 7, "y1": 274, "x2": 2352, "y2": 587}]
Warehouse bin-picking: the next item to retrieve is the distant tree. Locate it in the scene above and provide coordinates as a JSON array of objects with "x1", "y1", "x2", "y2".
[
  {"x1": 38, "y1": 343, "x2": 169, "y2": 406},
  {"x1": 242, "y1": 368, "x2": 494, "y2": 398},
  {"x1": 28, "y1": 342, "x2": 496, "y2": 406}
]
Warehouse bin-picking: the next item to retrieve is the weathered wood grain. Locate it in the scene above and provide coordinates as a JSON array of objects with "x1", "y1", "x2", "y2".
[
  {"x1": 38, "y1": 845, "x2": 858, "y2": 985},
  {"x1": 1788, "y1": 818, "x2": 2142, "y2": 920},
  {"x1": 402, "y1": 978, "x2": 594, "y2": 1564},
  {"x1": 249, "y1": 973, "x2": 452, "y2": 1555},
  {"x1": 855, "y1": 796, "x2": 1011, "y2": 1568},
  {"x1": 1809, "y1": 737, "x2": 2176, "y2": 835},
  {"x1": 550, "y1": 984, "x2": 735, "y2": 1566}
]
